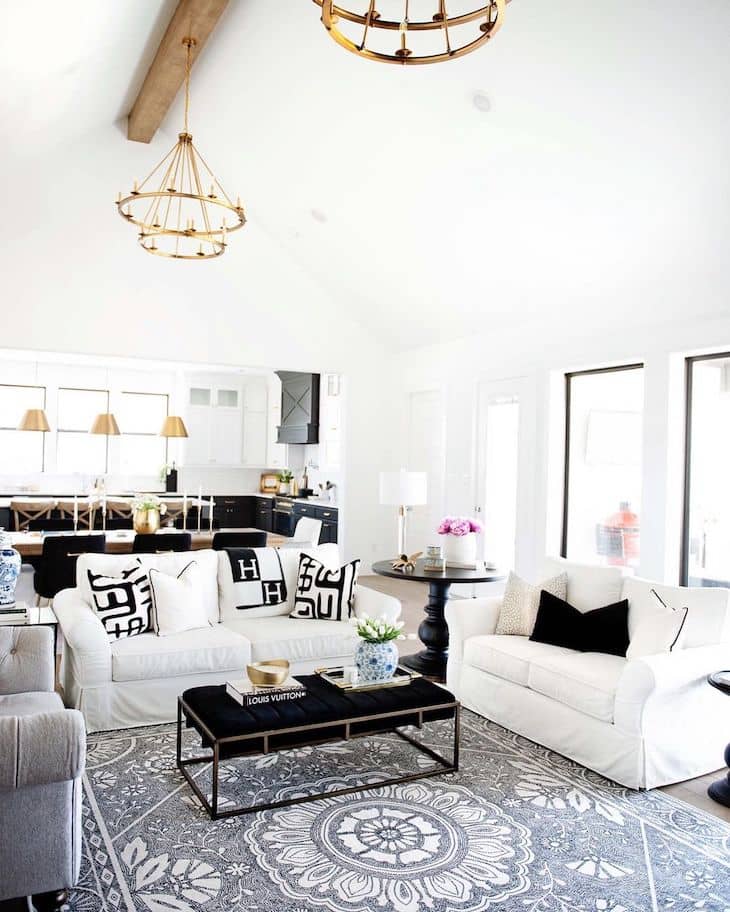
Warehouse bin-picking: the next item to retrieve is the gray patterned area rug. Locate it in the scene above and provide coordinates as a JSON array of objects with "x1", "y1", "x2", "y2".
[{"x1": 70, "y1": 712, "x2": 730, "y2": 912}]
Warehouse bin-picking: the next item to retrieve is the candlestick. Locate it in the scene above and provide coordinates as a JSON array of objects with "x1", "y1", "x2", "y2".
[
  {"x1": 102, "y1": 495, "x2": 107, "y2": 533},
  {"x1": 73, "y1": 494, "x2": 79, "y2": 533},
  {"x1": 209, "y1": 498, "x2": 215, "y2": 533}
]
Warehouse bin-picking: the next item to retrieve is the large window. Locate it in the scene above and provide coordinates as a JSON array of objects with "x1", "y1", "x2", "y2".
[
  {"x1": 0, "y1": 384, "x2": 46, "y2": 473},
  {"x1": 56, "y1": 388, "x2": 109, "y2": 474},
  {"x1": 682, "y1": 353, "x2": 730, "y2": 587},
  {"x1": 562, "y1": 365, "x2": 644, "y2": 567},
  {"x1": 118, "y1": 392, "x2": 168, "y2": 475}
]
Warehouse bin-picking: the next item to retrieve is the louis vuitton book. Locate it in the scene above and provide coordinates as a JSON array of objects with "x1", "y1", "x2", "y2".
[{"x1": 226, "y1": 676, "x2": 306, "y2": 707}]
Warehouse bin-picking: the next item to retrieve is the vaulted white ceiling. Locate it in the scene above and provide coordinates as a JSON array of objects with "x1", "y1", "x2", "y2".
[{"x1": 2, "y1": 0, "x2": 729, "y2": 350}]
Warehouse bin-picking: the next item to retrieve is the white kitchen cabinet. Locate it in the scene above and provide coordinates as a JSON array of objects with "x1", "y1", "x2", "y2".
[
  {"x1": 183, "y1": 376, "x2": 243, "y2": 467},
  {"x1": 266, "y1": 374, "x2": 287, "y2": 469},
  {"x1": 242, "y1": 378, "x2": 268, "y2": 467}
]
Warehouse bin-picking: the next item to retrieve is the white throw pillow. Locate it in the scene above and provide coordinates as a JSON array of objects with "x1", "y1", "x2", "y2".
[
  {"x1": 543, "y1": 557, "x2": 623, "y2": 613},
  {"x1": 495, "y1": 571, "x2": 568, "y2": 636},
  {"x1": 149, "y1": 561, "x2": 209, "y2": 637},
  {"x1": 626, "y1": 588, "x2": 688, "y2": 660}
]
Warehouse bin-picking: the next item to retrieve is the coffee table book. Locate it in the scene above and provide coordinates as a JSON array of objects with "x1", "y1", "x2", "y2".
[{"x1": 226, "y1": 676, "x2": 305, "y2": 707}]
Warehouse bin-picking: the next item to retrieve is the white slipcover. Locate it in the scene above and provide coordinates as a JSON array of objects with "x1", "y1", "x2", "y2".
[
  {"x1": 447, "y1": 561, "x2": 730, "y2": 789},
  {"x1": 111, "y1": 627, "x2": 252, "y2": 683},
  {"x1": 55, "y1": 546, "x2": 402, "y2": 732},
  {"x1": 222, "y1": 617, "x2": 357, "y2": 664}
]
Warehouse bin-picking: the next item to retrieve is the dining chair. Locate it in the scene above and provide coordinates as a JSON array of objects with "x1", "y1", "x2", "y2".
[
  {"x1": 10, "y1": 499, "x2": 56, "y2": 532},
  {"x1": 211, "y1": 531, "x2": 267, "y2": 550},
  {"x1": 132, "y1": 532, "x2": 192, "y2": 554},
  {"x1": 34, "y1": 534, "x2": 106, "y2": 604},
  {"x1": 56, "y1": 499, "x2": 95, "y2": 530},
  {"x1": 278, "y1": 517, "x2": 323, "y2": 549}
]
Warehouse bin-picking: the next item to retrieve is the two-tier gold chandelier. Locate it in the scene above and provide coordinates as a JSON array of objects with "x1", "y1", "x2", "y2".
[
  {"x1": 313, "y1": 0, "x2": 506, "y2": 65},
  {"x1": 116, "y1": 37, "x2": 245, "y2": 259}
]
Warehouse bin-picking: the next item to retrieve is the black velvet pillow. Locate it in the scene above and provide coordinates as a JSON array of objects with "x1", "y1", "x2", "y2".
[{"x1": 530, "y1": 590, "x2": 630, "y2": 657}]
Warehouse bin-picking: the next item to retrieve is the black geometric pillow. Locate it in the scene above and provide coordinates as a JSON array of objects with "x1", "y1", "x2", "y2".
[
  {"x1": 290, "y1": 554, "x2": 360, "y2": 621},
  {"x1": 87, "y1": 562, "x2": 152, "y2": 641}
]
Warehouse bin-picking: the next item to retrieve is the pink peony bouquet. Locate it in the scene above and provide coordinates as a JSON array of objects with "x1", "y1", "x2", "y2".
[{"x1": 437, "y1": 516, "x2": 483, "y2": 536}]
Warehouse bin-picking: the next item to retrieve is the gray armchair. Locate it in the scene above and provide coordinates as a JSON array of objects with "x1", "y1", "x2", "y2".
[{"x1": 0, "y1": 626, "x2": 85, "y2": 910}]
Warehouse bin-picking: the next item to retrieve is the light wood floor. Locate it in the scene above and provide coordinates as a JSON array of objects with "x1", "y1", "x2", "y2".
[{"x1": 361, "y1": 573, "x2": 730, "y2": 824}]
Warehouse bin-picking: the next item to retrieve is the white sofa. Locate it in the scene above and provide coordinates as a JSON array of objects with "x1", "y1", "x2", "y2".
[
  {"x1": 446, "y1": 557, "x2": 730, "y2": 789},
  {"x1": 54, "y1": 544, "x2": 400, "y2": 732}
]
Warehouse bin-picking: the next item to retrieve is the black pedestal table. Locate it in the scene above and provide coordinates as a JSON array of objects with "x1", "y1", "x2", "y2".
[
  {"x1": 372, "y1": 559, "x2": 504, "y2": 683},
  {"x1": 707, "y1": 671, "x2": 730, "y2": 808}
]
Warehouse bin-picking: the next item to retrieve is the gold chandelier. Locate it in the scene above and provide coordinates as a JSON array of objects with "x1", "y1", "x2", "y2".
[
  {"x1": 313, "y1": 0, "x2": 506, "y2": 65},
  {"x1": 116, "y1": 38, "x2": 245, "y2": 259}
]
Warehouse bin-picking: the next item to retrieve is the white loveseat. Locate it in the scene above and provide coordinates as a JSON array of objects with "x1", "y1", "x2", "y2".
[
  {"x1": 446, "y1": 557, "x2": 730, "y2": 789},
  {"x1": 54, "y1": 544, "x2": 400, "y2": 732}
]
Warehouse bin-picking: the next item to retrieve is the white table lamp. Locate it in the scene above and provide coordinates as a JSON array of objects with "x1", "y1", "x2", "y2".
[{"x1": 379, "y1": 469, "x2": 428, "y2": 556}]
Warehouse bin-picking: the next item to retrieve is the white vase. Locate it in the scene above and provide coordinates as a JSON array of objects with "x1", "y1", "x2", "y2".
[{"x1": 443, "y1": 532, "x2": 477, "y2": 565}]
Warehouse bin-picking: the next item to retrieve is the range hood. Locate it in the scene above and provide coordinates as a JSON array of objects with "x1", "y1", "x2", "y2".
[{"x1": 276, "y1": 371, "x2": 320, "y2": 444}]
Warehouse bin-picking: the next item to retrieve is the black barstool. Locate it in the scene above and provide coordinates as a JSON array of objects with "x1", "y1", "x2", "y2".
[
  {"x1": 33, "y1": 534, "x2": 107, "y2": 603},
  {"x1": 132, "y1": 532, "x2": 192, "y2": 554},
  {"x1": 211, "y1": 531, "x2": 267, "y2": 550}
]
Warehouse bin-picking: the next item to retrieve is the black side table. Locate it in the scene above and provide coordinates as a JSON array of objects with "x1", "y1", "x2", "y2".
[
  {"x1": 707, "y1": 671, "x2": 730, "y2": 808},
  {"x1": 372, "y1": 559, "x2": 504, "y2": 683}
]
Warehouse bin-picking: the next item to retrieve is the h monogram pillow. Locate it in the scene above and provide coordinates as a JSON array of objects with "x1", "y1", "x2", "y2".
[
  {"x1": 87, "y1": 562, "x2": 152, "y2": 641},
  {"x1": 290, "y1": 554, "x2": 360, "y2": 621},
  {"x1": 218, "y1": 548, "x2": 289, "y2": 621}
]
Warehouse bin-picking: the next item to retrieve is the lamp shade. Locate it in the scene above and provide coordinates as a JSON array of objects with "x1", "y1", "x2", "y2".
[
  {"x1": 90, "y1": 413, "x2": 121, "y2": 436},
  {"x1": 379, "y1": 469, "x2": 428, "y2": 506},
  {"x1": 160, "y1": 415, "x2": 189, "y2": 438},
  {"x1": 18, "y1": 409, "x2": 50, "y2": 432}
]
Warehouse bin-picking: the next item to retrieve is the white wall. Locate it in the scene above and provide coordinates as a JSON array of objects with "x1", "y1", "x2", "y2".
[
  {"x1": 0, "y1": 125, "x2": 401, "y2": 562},
  {"x1": 400, "y1": 313, "x2": 730, "y2": 586}
]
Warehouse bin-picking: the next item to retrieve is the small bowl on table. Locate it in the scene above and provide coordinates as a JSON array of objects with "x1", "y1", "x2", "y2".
[{"x1": 246, "y1": 659, "x2": 290, "y2": 687}]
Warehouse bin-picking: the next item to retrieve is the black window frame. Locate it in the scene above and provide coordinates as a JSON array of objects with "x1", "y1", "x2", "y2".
[
  {"x1": 680, "y1": 351, "x2": 730, "y2": 586},
  {"x1": 561, "y1": 362, "x2": 645, "y2": 559}
]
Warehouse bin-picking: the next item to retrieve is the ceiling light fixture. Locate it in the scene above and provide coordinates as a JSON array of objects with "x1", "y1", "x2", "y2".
[
  {"x1": 313, "y1": 0, "x2": 506, "y2": 65},
  {"x1": 116, "y1": 37, "x2": 246, "y2": 259}
]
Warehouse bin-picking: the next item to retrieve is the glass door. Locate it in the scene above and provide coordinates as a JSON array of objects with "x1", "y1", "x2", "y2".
[{"x1": 476, "y1": 377, "x2": 534, "y2": 576}]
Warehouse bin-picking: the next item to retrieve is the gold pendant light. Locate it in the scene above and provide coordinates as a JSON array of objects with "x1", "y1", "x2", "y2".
[
  {"x1": 18, "y1": 409, "x2": 50, "y2": 433},
  {"x1": 313, "y1": 0, "x2": 506, "y2": 65},
  {"x1": 160, "y1": 416, "x2": 189, "y2": 438},
  {"x1": 18, "y1": 363, "x2": 51, "y2": 432},
  {"x1": 90, "y1": 413, "x2": 121, "y2": 436},
  {"x1": 116, "y1": 38, "x2": 245, "y2": 259}
]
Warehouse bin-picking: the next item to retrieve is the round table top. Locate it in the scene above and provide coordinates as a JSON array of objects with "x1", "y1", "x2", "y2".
[
  {"x1": 708, "y1": 670, "x2": 730, "y2": 695},
  {"x1": 372, "y1": 559, "x2": 505, "y2": 585}
]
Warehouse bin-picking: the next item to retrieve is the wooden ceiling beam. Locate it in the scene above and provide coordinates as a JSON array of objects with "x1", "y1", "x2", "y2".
[{"x1": 127, "y1": 0, "x2": 230, "y2": 144}]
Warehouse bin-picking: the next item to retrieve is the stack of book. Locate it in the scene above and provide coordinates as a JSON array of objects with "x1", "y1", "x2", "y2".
[
  {"x1": 226, "y1": 675, "x2": 305, "y2": 708},
  {"x1": 0, "y1": 604, "x2": 28, "y2": 624}
]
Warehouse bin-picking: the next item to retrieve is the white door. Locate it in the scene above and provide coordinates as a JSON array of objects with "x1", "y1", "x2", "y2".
[
  {"x1": 406, "y1": 389, "x2": 446, "y2": 553},
  {"x1": 476, "y1": 377, "x2": 535, "y2": 576}
]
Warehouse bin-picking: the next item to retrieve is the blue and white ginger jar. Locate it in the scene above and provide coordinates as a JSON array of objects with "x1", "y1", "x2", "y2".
[
  {"x1": 355, "y1": 640, "x2": 399, "y2": 682},
  {"x1": 0, "y1": 528, "x2": 21, "y2": 607}
]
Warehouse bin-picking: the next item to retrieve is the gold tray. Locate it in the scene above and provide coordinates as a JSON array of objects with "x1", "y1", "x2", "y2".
[{"x1": 315, "y1": 665, "x2": 422, "y2": 692}]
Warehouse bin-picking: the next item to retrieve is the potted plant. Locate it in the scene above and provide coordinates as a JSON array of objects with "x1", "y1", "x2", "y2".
[
  {"x1": 437, "y1": 516, "x2": 483, "y2": 564},
  {"x1": 278, "y1": 469, "x2": 294, "y2": 495},
  {"x1": 352, "y1": 615, "x2": 404, "y2": 682},
  {"x1": 132, "y1": 494, "x2": 168, "y2": 535}
]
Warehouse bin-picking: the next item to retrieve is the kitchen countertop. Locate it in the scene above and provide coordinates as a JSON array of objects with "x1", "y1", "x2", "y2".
[{"x1": 0, "y1": 492, "x2": 338, "y2": 510}]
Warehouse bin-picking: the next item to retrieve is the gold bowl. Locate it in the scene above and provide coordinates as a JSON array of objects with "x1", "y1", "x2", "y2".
[{"x1": 246, "y1": 659, "x2": 290, "y2": 687}]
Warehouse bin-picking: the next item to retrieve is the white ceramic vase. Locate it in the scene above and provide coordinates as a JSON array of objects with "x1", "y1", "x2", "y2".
[{"x1": 443, "y1": 532, "x2": 477, "y2": 565}]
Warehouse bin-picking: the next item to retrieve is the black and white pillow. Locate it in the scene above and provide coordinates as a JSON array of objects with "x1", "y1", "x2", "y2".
[
  {"x1": 290, "y1": 554, "x2": 360, "y2": 621},
  {"x1": 87, "y1": 562, "x2": 152, "y2": 641},
  {"x1": 224, "y1": 548, "x2": 287, "y2": 610}
]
